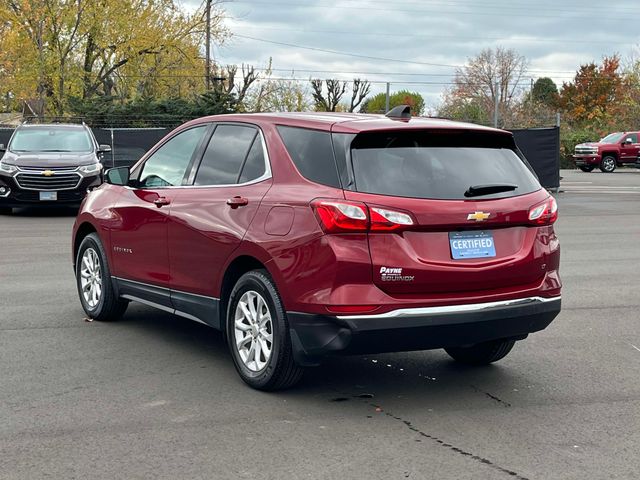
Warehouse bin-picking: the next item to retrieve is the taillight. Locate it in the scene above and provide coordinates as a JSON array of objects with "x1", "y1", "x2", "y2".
[
  {"x1": 369, "y1": 207, "x2": 415, "y2": 231},
  {"x1": 311, "y1": 199, "x2": 369, "y2": 233},
  {"x1": 311, "y1": 199, "x2": 416, "y2": 233},
  {"x1": 528, "y1": 196, "x2": 558, "y2": 225}
]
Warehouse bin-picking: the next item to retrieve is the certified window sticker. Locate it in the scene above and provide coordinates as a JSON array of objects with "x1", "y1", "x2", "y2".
[{"x1": 380, "y1": 266, "x2": 414, "y2": 282}]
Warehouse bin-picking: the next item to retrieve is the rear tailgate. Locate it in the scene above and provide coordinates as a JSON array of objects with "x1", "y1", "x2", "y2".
[
  {"x1": 336, "y1": 127, "x2": 551, "y2": 296},
  {"x1": 344, "y1": 190, "x2": 550, "y2": 295}
]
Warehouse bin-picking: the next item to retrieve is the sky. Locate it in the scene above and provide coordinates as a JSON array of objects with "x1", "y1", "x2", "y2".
[{"x1": 182, "y1": 0, "x2": 640, "y2": 111}]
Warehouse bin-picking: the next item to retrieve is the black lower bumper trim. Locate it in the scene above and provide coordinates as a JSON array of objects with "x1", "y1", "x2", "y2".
[{"x1": 287, "y1": 297, "x2": 561, "y2": 365}]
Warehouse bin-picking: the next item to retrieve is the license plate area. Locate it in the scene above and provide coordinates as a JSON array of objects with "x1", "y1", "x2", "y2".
[
  {"x1": 449, "y1": 231, "x2": 496, "y2": 260},
  {"x1": 39, "y1": 191, "x2": 58, "y2": 201}
]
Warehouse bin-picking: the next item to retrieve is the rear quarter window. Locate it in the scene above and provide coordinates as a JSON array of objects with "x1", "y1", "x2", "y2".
[
  {"x1": 343, "y1": 129, "x2": 541, "y2": 200},
  {"x1": 277, "y1": 126, "x2": 341, "y2": 188}
]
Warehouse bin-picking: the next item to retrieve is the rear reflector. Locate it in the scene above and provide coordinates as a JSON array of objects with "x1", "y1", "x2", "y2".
[
  {"x1": 311, "y1": 199, "x2": 416, "y2": 233},
  {"x1": 325, "y1": 305, "x2": 380, "y2": 314},
  {"x1": 528, "y1": 196, "x2": 558, "y2": 225}
]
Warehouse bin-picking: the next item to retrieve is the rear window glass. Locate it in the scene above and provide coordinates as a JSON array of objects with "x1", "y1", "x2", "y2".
[
  {"x1": 346, "y1": 130, "x2": 541, "y2": 200},
  {"x1": 277, "y1": 126, "x2": 340, "y2": 188}
]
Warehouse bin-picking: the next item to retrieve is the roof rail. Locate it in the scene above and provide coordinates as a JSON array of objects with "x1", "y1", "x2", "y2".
[
  {"x1": 22, "y1": 116, "x2": 86, "y2": 126},
  {"x1": 385, "y1": 105, "x2": 411, "y2": 120}
]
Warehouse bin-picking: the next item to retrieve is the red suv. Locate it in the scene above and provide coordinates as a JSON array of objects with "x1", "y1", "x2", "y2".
[{"x1": 72, "y1": 109, "x2": 561, "y2": 390}]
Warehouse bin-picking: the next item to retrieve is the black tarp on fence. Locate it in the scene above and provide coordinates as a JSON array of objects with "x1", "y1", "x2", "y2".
[
  {"x1": 511, "y1": 126, "x2": 560, "y2": 189},
  {"x1": 1, "y1": 124, "x2": 561, "y2": 189}
]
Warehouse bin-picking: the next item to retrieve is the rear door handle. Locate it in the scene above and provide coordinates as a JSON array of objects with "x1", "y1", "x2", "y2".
[
  {"x1": 226, "y1": 196, "x2": 249, "y2": 208},
  {"x1": 153, "y1": 197, "x2": 171, "y2": 208}
]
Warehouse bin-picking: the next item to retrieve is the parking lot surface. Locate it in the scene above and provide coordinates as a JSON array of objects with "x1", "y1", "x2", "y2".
[{"x1": 1, "y1": 169, "x2": 639, "y2": 480}]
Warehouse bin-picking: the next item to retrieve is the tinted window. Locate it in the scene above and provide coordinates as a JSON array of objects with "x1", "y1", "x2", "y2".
[
  {"x1": 139, "y1": 126, "x2": 206, "y2": 188},
  {"x1": 239, "y1": 137, "x2": 266, "y2": 183},
  {"x1": 195, "y1": 125, "x2": 257, "y2": 186},
  {"x1": 625, "y1": 133, "x2": 638, "y2": 143},
  {"x1": 10, "y1": 126, "x2": 93, "y2": 153},
  {"x1": 346, "y1": 130, "x2": 541, "y2": 200},
  {"x1": 277, "y1": 126, "x2": 340, "y2": 188}
]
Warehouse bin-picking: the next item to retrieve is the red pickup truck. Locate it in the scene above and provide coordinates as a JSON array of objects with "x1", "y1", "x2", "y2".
[{"x1": 573, "y1": 132, "x2": 640, "y2": 172}]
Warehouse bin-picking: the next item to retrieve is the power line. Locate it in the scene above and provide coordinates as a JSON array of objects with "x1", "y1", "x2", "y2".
[
  {"x1": 229, "y1": 24, "x2": 637, "y2": 47},
  {"x1": 232, "y1": 34, "x2": 610, "y2": 74}
]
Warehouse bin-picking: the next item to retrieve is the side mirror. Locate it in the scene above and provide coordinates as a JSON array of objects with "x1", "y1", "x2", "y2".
[
  {"x1": 98, "y1": 144, "x2": 112, "y2": 153},
  {"x1": 625, "y1": 138, "x2": 633, "y2": 145},
  {"x1": 104, "y1": 166, "x2": 130, "y2": 186},
  {"x1": 0, "y1": 144, "x2": 5, "y2": 152}
]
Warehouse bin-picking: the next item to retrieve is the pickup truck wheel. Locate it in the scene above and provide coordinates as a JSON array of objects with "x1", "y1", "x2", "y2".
[
  {"x1": 578, "y1": 165, "x2": 594, "y2": 172},
  {"x1": 600, "y1": 156, "x2": 617, "y2": 173},
  {"x1": 445, "y1": 339, "x2": 516, "y2": 365},
  {"x1": 75, "y1": 233, "x2": 128, "y2": 321},
  {"x1": 227, "y1": 270, "x2": 304, "y2": 391}
]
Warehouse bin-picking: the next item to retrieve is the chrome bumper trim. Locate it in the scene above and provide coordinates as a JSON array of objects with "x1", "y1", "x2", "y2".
[{"x1": 336, "y1": 296, "x2": 561, "y2": 320}]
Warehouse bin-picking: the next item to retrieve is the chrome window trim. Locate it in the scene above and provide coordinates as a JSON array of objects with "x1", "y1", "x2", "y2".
[
  {"x1": 128, "y1": 122, "x2": 272, "y2": 191},
  {"x1": 336, "y1": 296, "x2": 561, "y2": 320}
]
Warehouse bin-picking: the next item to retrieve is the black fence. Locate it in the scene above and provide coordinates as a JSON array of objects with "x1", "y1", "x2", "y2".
[
  {"x1": 1, "y1": 125, "x2": 561, "y2": 189},
  {"x1": 511, "y1": 127, "x2": 561, "y2": 190}
]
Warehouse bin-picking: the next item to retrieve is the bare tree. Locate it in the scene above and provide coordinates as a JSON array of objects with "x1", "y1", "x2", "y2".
[
  {"x1": 349, "y1": 78, "x2": 371, "y2": 112},
  {"x1": 446, "y1": 47, "x2": 527, "y2": 127},
  {"x1": 225, "y1": 64, "x2": 259, "y2": 108},
  {"x1": 311, "y1": 78, "x2": 347, "y2": 112}
]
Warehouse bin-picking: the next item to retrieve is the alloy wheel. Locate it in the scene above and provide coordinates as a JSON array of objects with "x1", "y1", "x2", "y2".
[
  {"x1": 80, "y1": 247, "x2": 102, "y2": 309},
  {"x1": 234, "y1": 290, "x2": 273, "y2": 372}
]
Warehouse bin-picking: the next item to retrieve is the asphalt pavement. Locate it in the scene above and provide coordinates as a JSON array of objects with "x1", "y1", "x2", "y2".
[{"x1": 1, "y1": 169, "x2": 639, "y2": 480}]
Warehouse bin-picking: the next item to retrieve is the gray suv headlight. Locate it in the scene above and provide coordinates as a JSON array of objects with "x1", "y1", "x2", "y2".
[
  {"x1": 78, "y1": 163, "x2": 103, "y2": 175},
  {"x1": 0, "y1": 162, "x2": 18, "y2": 175}
]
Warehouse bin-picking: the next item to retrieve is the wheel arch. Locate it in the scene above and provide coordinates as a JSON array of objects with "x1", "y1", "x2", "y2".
[
  {"x1": 601, "y1": 151, "x2": 618, "y2": 162},
  {"x1": 218, "y1": 254, "x2": 278, "y2": 334},
  {"x1": 73, "y1": 221, "x2": 98, "y2": 269}
]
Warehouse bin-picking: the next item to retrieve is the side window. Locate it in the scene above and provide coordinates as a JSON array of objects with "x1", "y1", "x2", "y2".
[
  {"x1": 626, "y1": 133, "x2": 638, "y2": 143},
  {"x1": 139, "y1": 126, "x2": 206, "y2": 188},
  {"x1": 277, "y1": 126, "x2": 340, "y2": 188},
  {"x1": 194, "y1": 125, "x2": 257, "y2": 186},
  {"x1": 239, "y1": 137, "x2": 266, "y2": 183}
]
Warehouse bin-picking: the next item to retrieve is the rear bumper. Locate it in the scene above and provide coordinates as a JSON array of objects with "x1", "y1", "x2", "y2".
[{"x1": 288, "y1": 296, "x2": 561, "y2": 366}]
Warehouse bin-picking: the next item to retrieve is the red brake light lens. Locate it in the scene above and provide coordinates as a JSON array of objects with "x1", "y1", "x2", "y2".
[
  {"x1": 311, "y1": 199, "x2": 416, "y2": 233},
  {"x1": 528, "y1": 196, "x2": 558, "y2": 225},
  {"x1": 311, "y1": 200, "x2": 369, "y2": 233}
]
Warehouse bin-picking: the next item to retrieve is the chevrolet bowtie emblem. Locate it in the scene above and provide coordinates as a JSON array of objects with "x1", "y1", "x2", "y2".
[
  {"x1": 467, "y1": 211, "x2": 490, "y2": 222},
  {"x1": 42, "y1": 170, "x2": 55, "y2": 177}
]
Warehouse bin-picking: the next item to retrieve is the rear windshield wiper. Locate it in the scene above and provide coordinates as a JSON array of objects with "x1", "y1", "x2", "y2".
[{"x1": 464, "y1": 183, "x2": 518, "y2": 198}]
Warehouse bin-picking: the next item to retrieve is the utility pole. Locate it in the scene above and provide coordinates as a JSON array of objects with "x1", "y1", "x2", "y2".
[
  {"x1": 385, "y1": 82, "x2": 390, "y2": 113},
  {"x1": 205, "y1": 0, "x2": 211, "y2": 91},
  {"x1": 493, "y1": 81, "x2": 499, "y2": 128}
]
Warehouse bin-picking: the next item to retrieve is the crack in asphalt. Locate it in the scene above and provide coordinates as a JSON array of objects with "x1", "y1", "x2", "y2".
[
  {"x1": 369, "y1": 402, "x2": 529, "y2": 480},
  {"x1": 471, "y1": 385, "x2": 512, "y2": 408}
]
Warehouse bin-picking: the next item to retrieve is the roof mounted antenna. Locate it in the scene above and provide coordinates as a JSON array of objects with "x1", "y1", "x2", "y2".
[{"x1": 385, "y1": 104, "x2": 411, "y2": 120}]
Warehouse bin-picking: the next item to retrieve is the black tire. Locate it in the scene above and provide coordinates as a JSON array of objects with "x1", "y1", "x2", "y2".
[
  {"x1": 445, "y1": 339, "x2": 516, "y2": 365},
  {"x1": 75, "y1": 233, "x2": 128, "y2": 321},
  {"x1": 226, "y1": 270, "x2": 304, "y2": 391},
  {"x1": 600, "y1": 155, "x2": 617, "y2": 173},
  {"x1": 578, "y1": 165, "x2": 595, "y2": 172},
  {"x1": 0, "y1": 207, "x2": 12, "y2": 215}
]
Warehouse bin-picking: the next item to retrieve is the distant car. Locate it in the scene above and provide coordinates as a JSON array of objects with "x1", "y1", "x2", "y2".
[
  {"x1": 72, "y1": 108, "x2": 562, "y2": 390},
  {"x1": 573, "y1": 131, "x2": 640, "y2": 173},
  {"x1": 0, "y1": 122, "x2": 111, "y2": 213}
]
